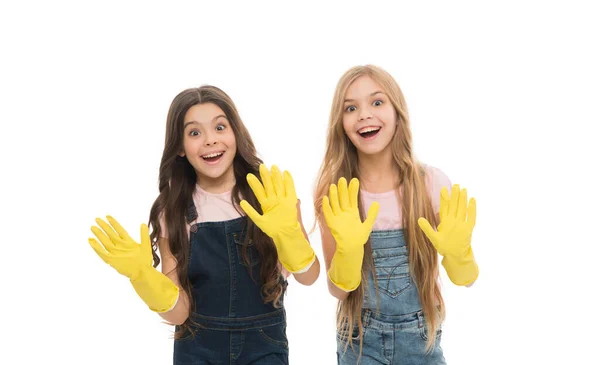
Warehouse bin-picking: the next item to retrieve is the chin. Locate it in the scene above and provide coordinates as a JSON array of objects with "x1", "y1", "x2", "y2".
[
  {"x1": 197, "y1": 160, "x2": 234, "y2": 179},
  {"x1": 355, "y1": 144, "x2": 386, "y2": 156},
  {"x1": 200, "y1": 169, "x2": 228, "y2": 180}
]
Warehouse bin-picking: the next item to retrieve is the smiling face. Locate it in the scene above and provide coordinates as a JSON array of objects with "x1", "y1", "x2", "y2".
[
  {"x1": 342, "y1": 76, "x2": 397, "y2": 158},
  {"x1": 181, "y1": 102, "x2": 237, "y2": 189}
]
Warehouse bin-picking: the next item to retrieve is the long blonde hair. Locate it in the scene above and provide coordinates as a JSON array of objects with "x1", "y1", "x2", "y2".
[{"x1": 313, "y1": 65, "x2": 445, "y2": 352}]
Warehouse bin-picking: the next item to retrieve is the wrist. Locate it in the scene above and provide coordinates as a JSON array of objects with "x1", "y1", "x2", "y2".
[
  {"x1": 286, "y1": 253, "x2": 316, "y2": 274},
  {"x1": 274, "y1": 223, "x2": 304, "y2": 243},
  {"x1": 273, "y1": 225, "x2": 313, "y2": 256},
  {"x1": 441, "y1": 252, "x2": 479, "y2": 286},
  {"x1": 274, "y1": 225, "x2": 316, "y2": 273},
  {"x1": 328, "y1": 255, "x2": 362, "y2": 292},
  {"x1": 327, "y1": 270, "x2": 358, "y2": 292},
  {"x1": 443, "y1": 245, "x2": 475, "y2": 265},
  {"x1": 129, "y1": 264, "x2": 153, "y2": 283}
]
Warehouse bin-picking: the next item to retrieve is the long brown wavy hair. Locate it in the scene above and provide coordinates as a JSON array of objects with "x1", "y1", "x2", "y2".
[
  {"x1": 313, "y1": 65, "x2": 445, "y2": 352},
  {"x1": 148, "y1": 85, "x2": 284, "y2": 339}
]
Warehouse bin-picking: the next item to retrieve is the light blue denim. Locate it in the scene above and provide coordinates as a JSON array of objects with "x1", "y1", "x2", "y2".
[{"x1": 336, "y1": 229, "x2": 446, "y2": 365}]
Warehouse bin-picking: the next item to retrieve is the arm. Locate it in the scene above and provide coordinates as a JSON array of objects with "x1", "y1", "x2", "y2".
[
  {"x1": 156, "y1": 238, "x2": 191, "y2": 325},
  {"x1": 290, "y1": 200, "x2": 320, "y2": 286},
  {"x1": 319, "y1": 177, "x2": 379, "y2": 299},
  {"x1": 240, "y1": 165, "x2": 317, "y2": 274},
  {"x1": 418, "y1": 185, "x2": 479, "y2": 287},
  {"x1": 88, "y1": 216, "x2": 180, "y2": 317},
  {"x1": 439, "y1": 211, "x2": 474, "y2": 288},
  {"x1": 427, "y1": 167, "x2": 477, "y2": 287},
  {"x1": 319, "y1": 219, "x2": 350, "y2": 301}
]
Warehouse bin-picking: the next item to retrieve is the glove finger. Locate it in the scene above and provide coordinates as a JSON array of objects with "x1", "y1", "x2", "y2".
[
  {"x1": 322, "y1": 196, "x2": 335, "y2": 227},
  {"x1": 140, "y1": 223, "x2": 153, "y2": 264},
  {"x1": 328, "y1": 183, "x2": 341, "y2": 215},
  {"x1": 417, "y1": 217, "x2": 438, "y2": 247},
  {"x1": 338, "y1": 177, "x2": 350, "y2": 211},
  {"x1": 247, "y1": 173, "x2": 267, "y2": 203},
  {"x1": 467, "y1": 197, "x2": 477, "y2": 228},
  {"x1": 283, "y1": 170, "x2": 298, "y2": 201},
  {"x1": 91, "y1": 225, "x2": 122, "y2": 254},
  {"x1": 259, "y1": 164, "x2": 275, "y2": 199},
  {"x1": 363, "y1": 201, "x2": 380, "y2": 232},
  {"x1": 449, "y1": 184, "x2": 460, "y2": 217},
  {"x1": 457, "y1": 188, "x2": 468, "y2": 221},
  {"x1": 439, "y1": 186, "x2": 449, "y2": 218},
  {"x1": 348, "y1": 178, "x2": 360, "y2": 209},
  {"x1": 106, "y1": 215, "x2": 133, "y2": 242},
  {"x1": 271, "y1": 165, "x2": 284, "y2": 198},
  {"x1": 240, "y1": 200, "x2": 265, "y2": 229},
  {"x1": 88, "y1": 237, "x2": 113, "y2": 264},
  {"x1": 95, "y1": 218, "x2": 121, "y2": 243}
]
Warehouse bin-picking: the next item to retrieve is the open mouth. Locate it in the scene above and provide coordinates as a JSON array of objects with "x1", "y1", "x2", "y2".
[
  {"x1": 358, "y1": 126, "x2": 381, "y2": 139},
  {"x1": 201, "y1": 151, "x2": 224, "y2": 163}
]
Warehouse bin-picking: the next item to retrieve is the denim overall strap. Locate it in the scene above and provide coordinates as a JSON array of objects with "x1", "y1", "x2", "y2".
[
  {"x1": 174, "y1": 208, "x2": 289, "y2": 364},
  {"x1": 186, "y1": 215, "x2": 284, "y2": 326},
  {"x1": 363, "y1": 229, "x2": 422, "y2": 317}
]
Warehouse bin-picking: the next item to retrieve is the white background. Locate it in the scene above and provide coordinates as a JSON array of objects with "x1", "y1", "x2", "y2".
[{"x1": 1, "y1": 1, "x2": 599, "y2": 364}]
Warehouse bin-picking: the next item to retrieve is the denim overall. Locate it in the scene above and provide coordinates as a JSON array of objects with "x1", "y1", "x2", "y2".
[
  {"x1": 173, "y1": 211, "x2": 288, "y2": 365},
  {"x1": 337, "y1": 229, "x2": 446, "y2": 365}
]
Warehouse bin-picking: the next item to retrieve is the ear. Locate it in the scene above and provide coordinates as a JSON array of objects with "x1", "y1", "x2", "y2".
[{"x1": 178, "y1": 151, "x2": 185, "y2": 157}]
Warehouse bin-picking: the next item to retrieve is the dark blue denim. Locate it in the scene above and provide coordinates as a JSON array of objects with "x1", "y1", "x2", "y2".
[{"x1": 173, "y1": 215, "x2": 288, "y2": 365}]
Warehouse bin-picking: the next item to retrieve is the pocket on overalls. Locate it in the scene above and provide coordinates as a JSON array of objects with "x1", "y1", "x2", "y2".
[
  {"x1": 336, "y1": 321, "x2": 365, "y2": 342},
  {"x1": 258, "y1": 323, "x2": 289, "y2": 349},
  {"x1": 418, "y1": 311, "x2": 443, "y2": 341},
  {"x1": 336, "y1": 322, "x2": 371, "y2": 361},
  {"x1": 233, "y1": 233, "x2": 260, "y2": 267},
  {"x1": 373, "y1": 246, "x2": 412, "y2": 298}
]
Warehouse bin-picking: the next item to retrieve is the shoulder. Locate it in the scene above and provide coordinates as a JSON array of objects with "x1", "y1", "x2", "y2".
[{"x1": 422, "y1": 163, "x2": 451, "y2": 188}]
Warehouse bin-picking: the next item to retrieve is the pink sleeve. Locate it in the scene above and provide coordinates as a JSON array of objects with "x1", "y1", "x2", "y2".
[{"x1": 425, "y1": 165, "x2": 452, "y2": 214}]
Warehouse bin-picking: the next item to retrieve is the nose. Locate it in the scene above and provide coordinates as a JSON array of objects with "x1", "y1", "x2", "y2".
[
  {"x1": 204, "y1": 132, "x2": 218, "y2": 147},
  {"x1": 359, "y1": 108, "x2": 372, "y2": 121}
]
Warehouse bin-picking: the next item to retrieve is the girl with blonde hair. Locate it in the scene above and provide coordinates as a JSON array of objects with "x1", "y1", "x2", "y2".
[{"x1": 314, "y1": 65, "x2": 478, "y2": 364}]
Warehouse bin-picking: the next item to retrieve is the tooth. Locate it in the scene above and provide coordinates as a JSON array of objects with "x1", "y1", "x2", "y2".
[
  {"x1": 203, "y1": 152, "x2": 224, "y2": 158},
  {"x1": 359, "y1": 127, "x2": 380, "y2": 133}
]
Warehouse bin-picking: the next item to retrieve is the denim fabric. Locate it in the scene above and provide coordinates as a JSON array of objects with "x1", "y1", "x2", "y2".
[
  {"x1": 174, "y1": 215, "x2": 288, "y2": 365},
  {"x1": 337, "y1": 229, "x2": 446, "y2": 365}
]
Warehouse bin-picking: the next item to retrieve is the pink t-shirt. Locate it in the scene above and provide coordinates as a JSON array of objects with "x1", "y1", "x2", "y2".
[
  {"x1": 360, "y1": 165, "x2": 452, "y2": 231},
  {"x1": 159, "y1": 185, "x2": 291, "y2": 278}
]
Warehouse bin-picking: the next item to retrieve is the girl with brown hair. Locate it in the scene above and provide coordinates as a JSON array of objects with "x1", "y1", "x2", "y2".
[{"x1": 89, "y1": 85, "x2": 320, "y2": 364}]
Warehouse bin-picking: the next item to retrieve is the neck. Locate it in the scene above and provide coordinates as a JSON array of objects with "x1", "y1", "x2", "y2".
[
  {"x1": 197, "y1": 166, "x2": 236, "y2": 194},
  {"x1": 357, "y1": 148, "x2": 400, "y2": 193}
]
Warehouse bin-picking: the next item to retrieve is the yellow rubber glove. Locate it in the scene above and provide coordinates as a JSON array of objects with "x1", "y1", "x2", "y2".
[
  {"x1": 322, "y1": 177, "x2": 379, "y2": 292},
  {"x1": 240, "y1": 164, "x2": 316, "y2": 273},
  {"x1": 418, "y1": 184, "x2": 479, "y2": 286},
  {"x1": 88, "y1": 216, "x2": 179, "y2": 313}
]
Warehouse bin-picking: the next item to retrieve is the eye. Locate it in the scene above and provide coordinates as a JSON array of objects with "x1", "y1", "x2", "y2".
[
  {"x1": 189, "y1": 130, "x2": 200, "y2": 136},
  {"x1": 216, "y1": 124, "x2": 226, "y2": 131},
  {"x1": 373, "y1": 100, "x2": 383, "y2": 106},
  {"x1": 345, "y1": 105, "x2": 357, "y2": 112}
]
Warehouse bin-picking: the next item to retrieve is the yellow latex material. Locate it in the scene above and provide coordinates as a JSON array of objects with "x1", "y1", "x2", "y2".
[
  {"x1": 89, "y1": 216, "x2": 179, "y2": 312},
  {"x1": 240, "y1": 164, "x2": 315, "y2": 273},
  {"x1": 322, "y1": 177, "x2": 379, "y2": 292},
  {"x1": 418, "y1": 184, "x2": 479, "y2": 286}
]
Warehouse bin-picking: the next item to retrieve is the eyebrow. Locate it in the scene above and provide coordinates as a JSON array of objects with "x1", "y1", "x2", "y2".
[
  {"x1": 183, "y1": 114, "x2": 227, "y2": 129},
  {"x1": 344, "y1": 91, "x2": 385, "y2": 103}
]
